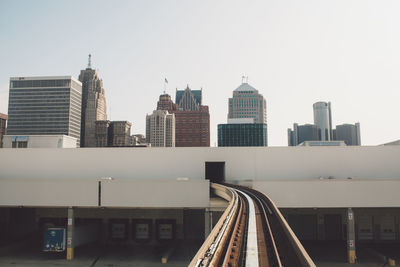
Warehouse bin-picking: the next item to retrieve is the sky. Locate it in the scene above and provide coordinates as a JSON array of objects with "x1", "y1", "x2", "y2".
[{"x1": 0, "y1": 0, "x2": 399, "y2": 146}]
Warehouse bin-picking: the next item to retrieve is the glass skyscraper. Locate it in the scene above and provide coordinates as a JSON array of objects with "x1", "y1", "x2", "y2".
[
  {"x1": 218, "y1": 123, "x2": 268, "y2": 147},
  {"x1": 7, "y1": 76, "x2": 82, "y2": 145}
]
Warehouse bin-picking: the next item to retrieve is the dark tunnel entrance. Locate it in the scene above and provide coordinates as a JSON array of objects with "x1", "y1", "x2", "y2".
[{"x1": 205, "y1": 162, "x2": 225, "y2": 184}]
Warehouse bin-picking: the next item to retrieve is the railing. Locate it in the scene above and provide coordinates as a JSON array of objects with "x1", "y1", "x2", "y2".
[{"x1": 190, "y1": 182, "x2": 316, "y2": 267}]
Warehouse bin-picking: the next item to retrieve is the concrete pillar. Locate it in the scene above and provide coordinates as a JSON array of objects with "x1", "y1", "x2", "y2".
[
  {"x1": 66, "y1": 207, "x2": 74, "y2": 260},
  {"x1": 204, "y1": 208, "x2": 212, "y2": 239},
  {"x1": 347, "y1": 208, "x2": 356, "y2": 264}
]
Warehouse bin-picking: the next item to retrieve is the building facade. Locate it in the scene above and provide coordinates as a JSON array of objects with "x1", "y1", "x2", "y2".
[
  {"x1": 334, "y1": 123, "x2": 361, "y2": 146},
  {"x1": 174, "y1": 87, "x2": 210, "y2": 147},
  {"x1": 0, "y1": 113, "x2": 7, "y2": 148},
  {"x1": 7, "y1": 76, "x2": 82, "y2": 145},
  {"x1": 228, "y1": 82, "x2": 267, "y2": 124},
  {"x1": 79, "y1": 55, "x2": 107, "y2": 147},
  {"x1": 146, "y1": 110, "x2": 175, "y2": 147},
  {"x1": 157, "y1": 94, "x2": 177, "y2": 112},
  {"x1": 3, "y1": 135, "x2": 77, "y2": 148},
  {"x1": 313, "y1": 102, "x2": 332, "y2": 141},
  {"x1": 95, "y1": 120, "x2": 131, "y2": 147},
  {"x1": 288, "y1": 123, "x2": 320, "y2": 146},
  {"x1": 110, "y1": 121, "x2": 132, "y2": 147},
  {"x1": 174, "y1": 107, "x2": 210, "y2": 147},
  {"x1": 218, "y1": 122, "x2": 268, "y2": 147}
]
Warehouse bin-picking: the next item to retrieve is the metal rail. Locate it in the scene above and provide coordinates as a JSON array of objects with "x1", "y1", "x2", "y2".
[{"x1": 190, "y1": 183, "x2": 316, "y2": 267}]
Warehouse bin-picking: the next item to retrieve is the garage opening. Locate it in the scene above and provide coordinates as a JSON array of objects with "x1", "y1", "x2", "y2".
[{"x1": 205, "y1": 162, "x2": 225, "y2": 183}]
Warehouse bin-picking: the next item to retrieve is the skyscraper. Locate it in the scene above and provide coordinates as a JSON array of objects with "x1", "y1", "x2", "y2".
[
  {"x1": 228, "y1": 81, "x2": 267, "y2": 124},
  {"x1": 0, "y1": 113, "x2": 7, "y2": 148},
  {"x1": 174, "y1": 86, "x2": 210, "y2": 147},
  {"x1": 218, "y1": 119, "x2": 268, "y2": 147},
  {"x1": 7, "y1": 76, "x2": 82, "y2": 145},
  {"x1": 146, "y1": 110, "x2": 175, "y2": 147},
  {"x1": 79, "y1": 55, "x2": 107, "y2": 147},
  {"x1": 288, "y1": 123, "x2": 320, "y2": 146},
  {"x1": 95, "y1": 120, "x2": 132, "y2": 147},
  {"x1": 334, "y1": 123, "x2": 361, "y2": 146},
  {"x1": 313, "y1": 102, "x2": 332, "y2": 141},
  {"x1": 157, "y1": 93, "x2": 177, "y2": 112}
]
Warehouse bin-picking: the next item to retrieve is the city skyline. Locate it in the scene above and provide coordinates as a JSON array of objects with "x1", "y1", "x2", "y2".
[{"x1": 1, "y1": 1, "x2": 400, "y2": 146}]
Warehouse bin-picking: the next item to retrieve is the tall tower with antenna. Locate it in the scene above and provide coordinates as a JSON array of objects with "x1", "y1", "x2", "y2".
[{"x1": 79, "y1": 54, "x2": 108, "y2": 147}]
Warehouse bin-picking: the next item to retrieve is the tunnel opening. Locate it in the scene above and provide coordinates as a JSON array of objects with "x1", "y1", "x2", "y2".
[{"x1": 205, "y1": 162, "x2": 225, "y2": 184}]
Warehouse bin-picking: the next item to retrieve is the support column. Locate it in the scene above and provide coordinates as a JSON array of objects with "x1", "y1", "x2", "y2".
[
  {"x1": 204, "y1": 208, "x2": 212, "y2": 239},
  {"x1": 347, "y1": 208, "x2": 356, "y2": 264},
  {"x1": 66, "y1": 207, "x2": 74, "y2": 260}
]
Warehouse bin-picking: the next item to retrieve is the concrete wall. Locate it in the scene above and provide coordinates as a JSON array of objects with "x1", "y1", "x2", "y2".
[
  {"x1": 0, "y1": 146, "x2": 399, "y2": 208},
  {"x1": 252, "y1": 179, "x2": 400, "y2": 208},
  {"x1": 0, "y1": 146, "x2": 399, "y2": 180},
  {"x1": 0, "y1": 178, "x2": 209, "y2": 208}
]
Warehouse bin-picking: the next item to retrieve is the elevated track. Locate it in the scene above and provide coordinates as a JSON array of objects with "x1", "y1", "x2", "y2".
[{"x1": 190, "y1": 183, "x2": 315, "y2": 267}]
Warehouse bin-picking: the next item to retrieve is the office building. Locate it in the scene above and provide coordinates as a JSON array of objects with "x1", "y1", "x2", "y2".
[
  {"x1": 110, "y1": 121, "x2": 131, "y2": 147},
  {"x1": 298, "y1": 140, "x2": 346, "y2": 146},
  {"x1": 7, "y1": 76, "x2": 82, "y2": 145},
  {"x1": 0, "y1": 113, "x2": 7, "y2": 148},
  {"x1": 95, "y1": 120, "x2": 131, "y2": 147},
  {"x1": 157, "y1": 93, "x2": 177, "y2": 113},
  {"x1": 3, "y1": 135, "x2": 77, "y2": 148},
  {"x1": 218, "y1": 118, "x2": 268, "y2": 147},
  {"x1": 334, "y1": 123, "x2": 361, "y2": 146},
  {"x1": 95, "y1": 120, "x2": 110, "y2": 147},
  {"x1": 174, "y1": 86, "x2": 210, "y2": 147},
  {"x1": 79, "y1": 55, "x2": 107, "y2": 147},
  {"x1": 146, "y1": 110, "x2": 175, "y2": 147},
  {"x1": 313, "y1": 102, "x2": 332, "y2": 141},
  {"x1": 176, "y1": 86, "x2": 202, "y2": 111},
  {"x1": 130, "y1": 134, "x2": 147, "y2": 146},
  {"x1": 288, "y1": 123, "x2": 320, "y2": 146},
  {"x1": 228, "y1": 82, "x2": 267, "y2": 124},
  {"x1": 174, "y1": 107, "x2": 210, "y2": 147}
]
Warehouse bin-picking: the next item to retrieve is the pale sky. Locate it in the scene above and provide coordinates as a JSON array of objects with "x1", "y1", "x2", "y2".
[{"x1": 0, "y1": 0, "x2": 399, "y2": 146}]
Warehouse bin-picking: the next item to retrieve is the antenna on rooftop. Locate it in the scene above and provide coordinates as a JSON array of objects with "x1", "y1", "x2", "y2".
[
  {"x1": 242, "y1": 75, "x2": 246, "y2": 83},
  {"x1": 88, "y1": 54, "x2": 92, "y2": 69}
]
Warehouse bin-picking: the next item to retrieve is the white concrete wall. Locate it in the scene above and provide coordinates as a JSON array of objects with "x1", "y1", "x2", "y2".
[
  {"x1": 252, "y1": 179, "x2": 400, "y2": 208},
  {"x1": 0, "y1": 146, "x2": 399, "y2": 180},
  {"x1": 101, "y1": 180, "x2": 209, "y2": 208},
  {"x1": 0, "y1": 146, "x2": 399, "y2": 208},
  {"x1": 0, "y1": 179, "x2": 97, "y2": 206},
  {"x1": 0, "y1": 178, "x2": 209, "y2": 208}
]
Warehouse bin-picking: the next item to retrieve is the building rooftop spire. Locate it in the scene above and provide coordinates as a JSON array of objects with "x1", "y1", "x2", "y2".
[{"x1": 88, "y1": 54, "x2": 92, "y2": 69}]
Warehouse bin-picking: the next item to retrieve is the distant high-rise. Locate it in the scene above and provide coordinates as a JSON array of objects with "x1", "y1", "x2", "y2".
[
  {"x1": 146, "y1": 110, "x2": 175, "y2": 147},
  {"x1": 174, "y1": 86, "x2": 210, "y2": 147},
  {"x1": 334, "y1": 123, "x2": 361, "y2": 146},
  {"x1": 7, "y1": 76, "x2": 82, "y2": 145},
  {"x1": 288, "y1": 123, "x2": 320, "y2": 146},
  {"x1": 157, "y1": 93, "x2": 177, "y2": 113},
  {"x1": 228, "y1": 81, "x2": 267, "y2": 124},
  {"x1": 176, "y1": 86, "x2": 202, "y2": 111},
  {"x1": 0, "y1": 113, "x2": 7, "y2": 148},
  {"x1": 313, "y1": 102, "x2": 332, "y2": 141},
  {"x1": 95, "y1": 120, "x2": 131, "y2": 147},
  {"x1": 79, "y1": 55, "x2": 107, "y2": 147},
  {"x1": 218, "y1": 119, "x2": 268, "y2": 147}
]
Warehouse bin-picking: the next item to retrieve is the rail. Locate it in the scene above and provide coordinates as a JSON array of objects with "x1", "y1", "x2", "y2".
[{"x1": 190, "y1": 183, "x2": 316, "y2": 267}]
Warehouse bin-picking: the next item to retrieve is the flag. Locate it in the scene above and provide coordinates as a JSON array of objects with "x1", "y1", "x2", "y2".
[{"x1": 165, "y1": 78, "x2": 168, "y2": 83}]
